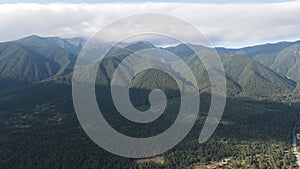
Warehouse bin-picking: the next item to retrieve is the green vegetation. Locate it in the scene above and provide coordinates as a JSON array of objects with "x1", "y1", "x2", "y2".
[
  {"x1": 0, "y1": 35, "x2": 300, "y2": 168},
  {"x1": 0, "y1": 83, "x2": 299, "y2": 168}
]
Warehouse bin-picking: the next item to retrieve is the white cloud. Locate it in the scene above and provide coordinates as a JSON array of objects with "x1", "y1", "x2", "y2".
[{"x1": 0, "y1": 1, "x2": 300, "y2": 47}]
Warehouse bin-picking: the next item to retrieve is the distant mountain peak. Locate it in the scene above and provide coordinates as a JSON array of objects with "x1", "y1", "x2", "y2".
[
  {"x1": 20, "y1": 35, "x2": 44, "y2": 41},
  {"x1": 125, "y1": 41, "x2": 156, "y2": 51},
  {"x1": 16, "y1": 35, "x2": 85, "y2": 55},
  {"x1": 135, "y1": 41, "x2": 155, "y2": 46}
]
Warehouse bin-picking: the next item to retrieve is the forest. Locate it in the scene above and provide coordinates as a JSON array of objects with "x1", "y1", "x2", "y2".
[{"x1": 0, "y1": 83, "x2": 299, "y2": 168}]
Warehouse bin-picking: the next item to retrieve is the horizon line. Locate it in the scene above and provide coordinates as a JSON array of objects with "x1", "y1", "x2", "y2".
[{"x1": 4, "y1": 34, "x2": 300, "y2": 50}]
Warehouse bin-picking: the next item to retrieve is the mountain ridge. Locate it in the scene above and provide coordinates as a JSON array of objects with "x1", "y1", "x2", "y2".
[{"x1": 0, "y1": 35, "x2": 299, "y2": 101}]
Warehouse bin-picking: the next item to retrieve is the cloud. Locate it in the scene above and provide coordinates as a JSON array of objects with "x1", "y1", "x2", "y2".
[{"x1": 0, "y1": 1, "x2": 300, "y2": 47}]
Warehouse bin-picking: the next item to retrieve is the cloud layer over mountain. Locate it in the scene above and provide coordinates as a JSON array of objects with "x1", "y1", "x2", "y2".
[{"x1": 1, "y1": 1, "x2": 300, "y2": 47}]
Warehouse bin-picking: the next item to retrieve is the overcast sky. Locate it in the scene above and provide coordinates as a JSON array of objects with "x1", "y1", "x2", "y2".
[{"x1": 1, "y1": 0, "x2": 300, "y2": 47}]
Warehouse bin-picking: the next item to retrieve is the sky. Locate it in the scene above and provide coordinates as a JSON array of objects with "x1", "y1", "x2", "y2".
[
  {"x1": 0, "y1": 0, "x2": 300, "y2": 48},
  {"x1": 0, "y1": 0, "x2": 292, "y2": 3}
]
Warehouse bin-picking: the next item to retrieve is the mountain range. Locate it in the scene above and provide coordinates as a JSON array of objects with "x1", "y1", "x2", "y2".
[{"x1": 0, "y1": 35, "x2": 299, "y2": 101}]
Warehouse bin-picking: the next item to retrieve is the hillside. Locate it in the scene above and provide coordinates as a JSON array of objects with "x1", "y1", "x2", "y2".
[
  {"x1": 182, "y1": 52, "x2": 296, "y2": 99},
  {"x1": 270, "y1": 44, "x2": 300, "y2": 82},
  {"x1": 0, "y1": 35, "x2": 298, "y2": 101},
  {"x1": 216, "y1": 41, "x2": 300, "y2": 84},
  {"x1": 0, "y1": 36, "x2": 300, "y2": 169},
  {"x1": 216, "y1": 41, "x2": 300, "y2": 66}
]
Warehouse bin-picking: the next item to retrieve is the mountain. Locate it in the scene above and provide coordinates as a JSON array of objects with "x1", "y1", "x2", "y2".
[
  {"x1": 216, "y1": 41, "x2": 300, "y2": 66},
  {"x1": 216, "y1": 40, "x2": 300, "y2": 84},
  {"x1": 162, "y1": 43, "x2": 296, "y2": 98},
  {"x1": 165, "y1": 43, "x2": 210, "y2": 58},
  {"x1": 270, "y1": 44, "x2": 300, "y2": 82},
  {"x1": 0, "y1": 35, "x2": 298, "y2": 101},
  {"x1": 0, "y1": 35, "x2": 79, "y2": 88},
  {"x1": 82, "y1": 44, "x2": 296, "y2": 100},
  {"x1": 16, "y1": 35, "x2": 85, "y2": 55},
  {"x1": 1, "y1": 36, "x2": 300, "y2": 169},
  {"x1": 125, "y1": 41, "x2": 156, "y2": 52},
  {"x1": 183, "y1": 52, "x2": 296, "y2": 98},
  {"x1": 0, "y1": 42, "x2": 60, "y2": 87},
  {"x1": 165, "y1": 44, "x2": 195, "y2": 58},
  {"x1": 222, "y1": 54, "x2": 296, "y2": 98}
]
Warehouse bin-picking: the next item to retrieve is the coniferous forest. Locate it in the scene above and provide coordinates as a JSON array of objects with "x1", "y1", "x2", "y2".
[{"x1": 0, "y1": 36, "x2": 300, "y2": 168}]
